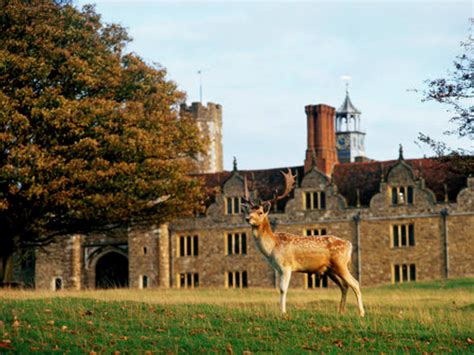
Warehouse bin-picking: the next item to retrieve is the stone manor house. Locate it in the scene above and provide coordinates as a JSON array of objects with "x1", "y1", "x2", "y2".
[{"x1": 33, "y1": 92, "x2": 474, "y2": 290}]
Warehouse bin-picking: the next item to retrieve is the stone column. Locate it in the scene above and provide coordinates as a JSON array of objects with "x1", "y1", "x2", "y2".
[
  {"x1": 441, "y1": 208, "x2": 449, "y2": 279},
  {"x1": 70, "y1": 235, "x2": 82, "y2": 290},
  {"x1": 353, "y1": 214, "x2": 362, "y2": 284},
  {"x1": 157, "y1": 223, "x2": 170, "y2": 288}
]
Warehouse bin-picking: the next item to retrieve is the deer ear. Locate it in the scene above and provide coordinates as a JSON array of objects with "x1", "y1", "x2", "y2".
[{"x1": 262, "y1": 201, "x2": 272, "y2": 215}]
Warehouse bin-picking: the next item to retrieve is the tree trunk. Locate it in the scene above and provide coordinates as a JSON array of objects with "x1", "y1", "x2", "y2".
[{"x1": 0, "y1": 254, "x2": 14, "y2": 285}]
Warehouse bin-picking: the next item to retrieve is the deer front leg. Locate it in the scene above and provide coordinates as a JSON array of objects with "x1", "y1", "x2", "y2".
[{"x1": 279, "y1": 268, "x2": 292, "y2": 314}]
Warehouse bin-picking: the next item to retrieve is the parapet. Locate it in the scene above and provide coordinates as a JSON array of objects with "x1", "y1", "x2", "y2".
[{"x1": 181, "y1": 102, "x2": 222, "y2": 121}]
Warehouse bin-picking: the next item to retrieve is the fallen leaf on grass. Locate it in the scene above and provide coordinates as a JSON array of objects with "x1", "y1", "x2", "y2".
[
  {"x1": 467, "y1": 338, "x2": 473, "y2": 345},
  {"x1": 80, "y1": 310, "x2": 93, "y2": 317},
  {"x1": 319, "y1": 326, "x2": 331, "y2": 333},
  {"x1": 189, "y1": 329, "x2": 208, "y2": 336},
  {"x1": 0, "y1": 320, "x2": 4, "y2": 329},
  {"x1": 226, "y1": 343, "x2": 233, "y2": 355},
  {"x1": 333, "y1": 339, "x2": 344, "y2": 348},
  {"x1": 47, "y1": 320, "x2": 55, "y2": 326},
  {"x1": 0, "y1": 341, "x2": 14, "y2": 350},
  {"x1": 12, "y1": 319, "x2": 20, "y2": 328}
]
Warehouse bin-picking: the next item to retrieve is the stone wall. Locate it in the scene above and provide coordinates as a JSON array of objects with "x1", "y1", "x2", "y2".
[
  {"x1": 128, "y1": 226, "x2": 160, "y2": 289},
  {"x1": 34, "y1": 158, "x2": 473, "y2": 290},
  {"x1": 448, "y1": 214, "x2": 474, "y2": 278},
  {"x1": 35, "y1": 235, "x2": 80, "y2": 290}
]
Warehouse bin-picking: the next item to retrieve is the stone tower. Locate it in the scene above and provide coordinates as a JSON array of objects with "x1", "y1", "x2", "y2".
[
  {"x1": 304, "y1": 104, "x2": 338, "y2": 176},
  {"x1": 181, "y1": 102, "x2": 223, "y2": 173},
  {"x1": 335, "y1": 91, "x2": 366, "y2": 163}
]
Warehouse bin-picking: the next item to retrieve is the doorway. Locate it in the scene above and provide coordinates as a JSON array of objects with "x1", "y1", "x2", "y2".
[{"x1": 95, "y1": 252, "x2": 129, "y2": 289}]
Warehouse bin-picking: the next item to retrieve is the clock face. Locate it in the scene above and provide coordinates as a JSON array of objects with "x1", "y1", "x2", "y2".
[{"x1": 337, "y1": 135, "x2": 348, "y2": 149}]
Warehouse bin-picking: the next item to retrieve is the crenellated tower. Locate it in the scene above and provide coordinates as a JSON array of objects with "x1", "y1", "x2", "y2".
[{"x1": 181, "y1": 102, "x2": 223, "y2": 174}]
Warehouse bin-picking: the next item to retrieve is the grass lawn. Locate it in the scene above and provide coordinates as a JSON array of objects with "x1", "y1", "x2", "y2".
[{"x1": 0, "y1": 278, "x2": 473, "y2": 353}]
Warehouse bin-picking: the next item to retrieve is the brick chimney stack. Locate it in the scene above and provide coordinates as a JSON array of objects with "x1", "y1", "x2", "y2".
[{"x1": 304, "y1": 104, "x2": 338, "y2": 176}]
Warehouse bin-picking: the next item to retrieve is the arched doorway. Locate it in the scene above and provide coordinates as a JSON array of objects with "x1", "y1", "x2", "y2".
[{"x1": 95, "y1": 252, "x2": 129, "y2": 289}]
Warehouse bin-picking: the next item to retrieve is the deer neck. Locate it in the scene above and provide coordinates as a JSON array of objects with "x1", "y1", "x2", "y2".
[{"x1": 251, "y1": 217, "x2": 275, "y2": 258}]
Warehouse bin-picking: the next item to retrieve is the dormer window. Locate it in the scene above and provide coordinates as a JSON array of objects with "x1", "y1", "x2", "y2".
[
  {"x1": 390, "y1": 186, "x2": 414, "y2": 205},
  {"x1": 303, "y1": 191, "x2": 326, "y2": 210},
  {"x1": 225, "y1": 197, "x2": 241, "y2": 215}
]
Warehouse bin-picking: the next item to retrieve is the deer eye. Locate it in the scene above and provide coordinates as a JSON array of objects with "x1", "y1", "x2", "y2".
[{"x1": 257, "y1": 211, "x2": 263, "y2": 215}]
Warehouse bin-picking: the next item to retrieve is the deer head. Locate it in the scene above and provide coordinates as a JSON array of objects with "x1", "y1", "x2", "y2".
[{"x1": 242, "y1": 169, "x2": 296, "y2": 227}]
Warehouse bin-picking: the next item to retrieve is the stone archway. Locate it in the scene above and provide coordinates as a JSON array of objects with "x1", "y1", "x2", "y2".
[{"x1": 95, "y1": 251, "x2": 129, "y2": 289}]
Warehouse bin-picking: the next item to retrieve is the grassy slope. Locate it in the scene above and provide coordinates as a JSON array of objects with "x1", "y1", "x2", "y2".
[{"x1": 0, "y1": 278, "x2": 473, "y2": 353}]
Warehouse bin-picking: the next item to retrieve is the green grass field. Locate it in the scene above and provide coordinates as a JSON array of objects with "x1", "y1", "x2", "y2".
[{"x1": 0, "y1": 278, "x2": 473, "y2": 353}]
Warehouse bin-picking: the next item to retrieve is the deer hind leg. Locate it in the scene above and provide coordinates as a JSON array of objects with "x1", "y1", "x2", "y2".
[
  {"x1": 279, "y1": 268, "x2": 292, "y2": 314},
  {"x1": 326, "y1": 270, "x2": 348, "y2": 314},
  {"x1": 336, "y1": 267, "x2": 365, "y2": 317}
]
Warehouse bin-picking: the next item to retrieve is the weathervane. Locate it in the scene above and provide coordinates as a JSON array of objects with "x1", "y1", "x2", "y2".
[
  {"x1": 341, "y1": 75, "x2": 352, "y2": 93},
  {"x1": 197, "y1": 70, "x2": 203, "y2": 103}
]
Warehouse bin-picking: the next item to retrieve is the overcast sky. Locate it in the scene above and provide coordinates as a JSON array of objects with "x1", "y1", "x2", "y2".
[{"x1": 76, "y1": 0, "x2": 472, "y2": 171}]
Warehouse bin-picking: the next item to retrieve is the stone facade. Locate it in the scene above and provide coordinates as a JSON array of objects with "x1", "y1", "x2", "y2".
[
  {"x1": 34, "y1": 158, "x2": 474, "y2": 290},
  {"x1": 33, "y1": 99, "x2": 474, "y2": 290}
]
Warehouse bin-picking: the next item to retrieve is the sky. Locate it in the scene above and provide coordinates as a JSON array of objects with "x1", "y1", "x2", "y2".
[{"x1": 76, "y1": 0, "x2": 472, "y2": 171}]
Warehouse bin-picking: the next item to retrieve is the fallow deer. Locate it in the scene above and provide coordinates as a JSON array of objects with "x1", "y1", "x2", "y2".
[{"x1": 242, "y1": 169, "x2": 365, "y2": 316}]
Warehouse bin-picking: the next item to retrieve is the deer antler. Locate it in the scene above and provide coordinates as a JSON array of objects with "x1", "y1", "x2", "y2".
[
  {"x1": 242, "y1": 174, "x2": 255, "y2": 209},
  {"x1": 264, "y1": 168, "x2": 296, "y2": 206}
]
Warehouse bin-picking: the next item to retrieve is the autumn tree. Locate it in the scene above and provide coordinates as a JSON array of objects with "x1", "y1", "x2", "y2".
[
  {"x1": 0, "y1": 0, "x2": 205, "y2": 283},
  {"x1": 418, "y1": 21, "x2": 473, "y2": 156}
]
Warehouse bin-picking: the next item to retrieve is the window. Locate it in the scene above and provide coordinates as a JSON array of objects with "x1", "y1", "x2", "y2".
[
  {"x1": 305, "y1": 273, "x2": 328, "y2": 289},
  {"x1": 178, "y1": 235, "x2": 199, "y2": 257},
  {"x1": 392, "y1": 264, "x2": 416, "y2": 283},
  {"x1": 141, "y1": 275, "x2": 148, "y2": 289},
  {"x1": 54, "y1": 277, "x2": 63, "y2": 291},
  {"x1": 226, "y1": 232, "x2": 247, "y2": 255},
  {"x1": 225, "y1": 197, "x2": 241, "y2": 215},
  {"x1": 177, "y1": 273, "x2": 199, "y2": 288},
  {"x1": 391, "y1": 224, "x2": 415, "y2": 248},
  {"x1": 303, "y1": 191, "x2": 326, "y2": 210},
  {"x1": 305, "y1": 228, "x2": 327, "y2": 236},
  {"x1": 143, "y1": 247, "x2": 147, "y2": 255},
  {"x1": 193, "y1": 235, "x2": 199, "y2": 256},
  {"x1": 390, "y1": 186, "x2": 414, "y2": 205},
  {"x1": 226, "y1": 271, "x2": 248, "y2": 288}
]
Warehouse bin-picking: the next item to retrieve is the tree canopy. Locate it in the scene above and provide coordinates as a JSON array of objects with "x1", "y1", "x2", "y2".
[{"x1": 0, "y1": 0, "x2": 205, "y2": 282}]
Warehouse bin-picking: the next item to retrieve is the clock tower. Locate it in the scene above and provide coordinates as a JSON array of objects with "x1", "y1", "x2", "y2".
[{"x1": 335, "y1": 90, "x2": 366, "y2": 163}]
